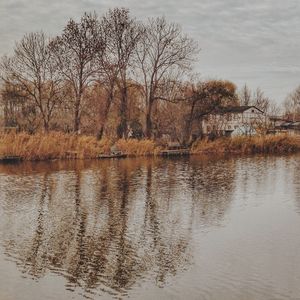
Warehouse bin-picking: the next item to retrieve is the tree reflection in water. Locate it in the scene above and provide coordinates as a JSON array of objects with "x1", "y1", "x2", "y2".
[{"x1": 0, "y1": 157, "x2": 236, "y2": 298}]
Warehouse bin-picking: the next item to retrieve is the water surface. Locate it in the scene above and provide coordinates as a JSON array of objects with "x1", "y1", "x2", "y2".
[{"x1": 0, "y1": 155, "x2": 300, "y2": 300}]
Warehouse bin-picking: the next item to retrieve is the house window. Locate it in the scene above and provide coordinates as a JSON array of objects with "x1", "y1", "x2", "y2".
[{"x1": 251, "y1": 109, "x2": 255, "y2": 113}]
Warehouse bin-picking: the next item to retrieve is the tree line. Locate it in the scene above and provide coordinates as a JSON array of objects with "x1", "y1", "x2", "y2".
[{"x1": 1, "y1": 7, "x2": 296, "y2": 142}]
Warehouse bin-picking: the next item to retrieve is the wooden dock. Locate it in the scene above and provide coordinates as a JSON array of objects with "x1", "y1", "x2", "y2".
[
  {"x1": 159, "y1": 149, "x2": 190, "y2": 156},
  {"x1": 0, "y1": 156, "x2": 22, "y2": 163},
  {"x1": 98, "y1": 153, "x2": 127, "y2": 159}
]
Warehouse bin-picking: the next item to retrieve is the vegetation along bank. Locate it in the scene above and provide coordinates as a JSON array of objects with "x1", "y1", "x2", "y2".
[{"x1": 0, "y1": 132, "x2": 299, "y2": 161}]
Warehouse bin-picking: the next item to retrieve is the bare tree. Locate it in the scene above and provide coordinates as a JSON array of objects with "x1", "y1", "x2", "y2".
[
  {"x1": 239, "y1": 85, "x2": 276, "y2": 116},
  {"x1": 50, "y1": 12, "x2": 104, "y2": 133},
  {"x1": 95, "y1": 12, "x2": 124, "y2": 140},
  {"x1": 239, "y1": 84, "x2": 251, "y2": 106},
  {"x1": 0, "y1": 32, "x2": 62, "y2": 131},
  {"x1": 0, "y1": 81, "x2": 37, "y2": 130},
  {"x1": 252, "y1": 88, "x2": 270, "y2": 113},
  {"x1": 135, "y1": 17, "x2": 198, "y2": 138},
  {"x1": 284, "y1": 85, "x2": 300, "y2": 121},
  {"x1": 101, "y1": 8, "x2": 142, "y2": 139}
]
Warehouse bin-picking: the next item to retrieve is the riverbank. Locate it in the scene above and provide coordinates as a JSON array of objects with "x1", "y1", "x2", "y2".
[
  {"x1": 0, "y1": 132, "x2": 300, "y2": 161},
  {"x1": 191, "y1": 135, "x2": 300, "y2": 155}
]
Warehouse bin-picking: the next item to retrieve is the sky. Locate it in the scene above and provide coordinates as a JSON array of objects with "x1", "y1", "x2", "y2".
[{"x1": 1, "y1": 0, "x2": 300, "y2": 105}]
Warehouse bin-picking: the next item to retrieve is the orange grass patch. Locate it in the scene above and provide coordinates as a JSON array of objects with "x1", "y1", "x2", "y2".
[{"x1": 191, "y1": 135, "x2": 300, "y2": 154}]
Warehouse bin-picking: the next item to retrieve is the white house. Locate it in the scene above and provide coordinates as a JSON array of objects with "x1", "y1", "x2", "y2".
[{"x1": 202, "y1": 106, "x2": 265, "y2": 136}]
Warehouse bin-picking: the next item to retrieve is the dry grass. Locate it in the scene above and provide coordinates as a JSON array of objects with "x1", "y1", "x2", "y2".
[
  {"x1": 0, "y1": 132, "x2": 160, "y2": 161},
  {"x1": 115, "y1": 138, "x2": 160, "y2": 156},
  {"x1": 0, "y1": 132, "x2": 112, "y2": 160},
  {"x1": 191, "y1": 134, "x2": 300, "y2": 154},
  {"x1": 1, "y1": 132, "x2": 299, "y2": 161}
]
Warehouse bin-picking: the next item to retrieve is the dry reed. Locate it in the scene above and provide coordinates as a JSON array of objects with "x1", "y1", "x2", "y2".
[
  {"x1": 0, "y1": 132, "x2": 299, "y2": 161},
  {"x1": 191, "y1": 134, "x2": 300, "y2": 154},
  {"x1": 115, "y1": 138, "x2": 159, "y2": 156},
  {"x1": 0, "y1": 132, "x2": 111, "y2": 160},
  {"x1": 0, "y1": 132, "x2": 160, "y2": 161}
]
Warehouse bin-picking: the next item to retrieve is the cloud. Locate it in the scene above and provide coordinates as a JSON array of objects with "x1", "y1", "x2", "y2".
[{"x1": 1, "y1": 0, "x2": 300, "y2": 103}]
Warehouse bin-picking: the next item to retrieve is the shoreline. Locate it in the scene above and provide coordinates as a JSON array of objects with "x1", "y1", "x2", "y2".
[{"x1": 1, "y1": 132, "x2": 300, "y2": 162}]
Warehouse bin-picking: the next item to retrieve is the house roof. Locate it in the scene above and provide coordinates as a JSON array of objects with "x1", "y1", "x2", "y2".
[{"x1": 214, "y1": 105, "x2": 264, "y2": 114}]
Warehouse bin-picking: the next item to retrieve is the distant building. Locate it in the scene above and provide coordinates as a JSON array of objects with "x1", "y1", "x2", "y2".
[
  {"x1": 278, "y1": 121, "x2": 300, "y2": 135},
  {"x1": 269, "y1": 115, "x2": 286, "y2": 127},
  {"x1": 202, "y1": 106, "x2": 265, "y2": 137},
  {"x1": 267, "y1": 116, "x2": 300, "y2": 135}
]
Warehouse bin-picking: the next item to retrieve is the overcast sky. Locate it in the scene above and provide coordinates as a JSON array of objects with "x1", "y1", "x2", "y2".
[{"x1": 1, "y1": 0, "x2": 300, "y2": 104}]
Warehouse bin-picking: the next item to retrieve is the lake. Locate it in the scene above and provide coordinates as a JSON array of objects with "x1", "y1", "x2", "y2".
[{"x1": 0, "y1": 155, "x2": 300, "y2": 300}]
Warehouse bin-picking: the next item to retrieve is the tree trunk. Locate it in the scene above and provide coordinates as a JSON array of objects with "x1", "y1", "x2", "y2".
[
  {"x1": 96, "y1": 127, "x2": 104, "y2": 140},
  {"x1": 117, "y1": 85, "x2": 128, "y2": 139},
  {"x1": 43, "y1": 120, "x2": 49, "y2": 132},
  {"x1": 183, "y1": 100, "x2": 196, "y2": 145},
  {"x1": 4, "y1": 96, "x2": 8, "y2": 127},
  {"x1": 145, "y1": 100, "x2": 153, "y2": 139},
  {"x1": 74, "y1": 93, "x2": 81, "y2": 133},
  {"x1": 97, "y1": 94, "x2": 113, "y2": 140}
]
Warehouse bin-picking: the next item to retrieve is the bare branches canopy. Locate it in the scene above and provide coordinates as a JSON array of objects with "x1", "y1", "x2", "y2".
[
  {"x1": 49, "y1": 12, "x2": 104, "y2": 133},
  {"x1": 0, "y1": 7, "x2": 290, "y2": 140},
  {"x1": 1, "y1": 32, "x2": 62, "y2": 131},
  {"x1": 135, "y1": 16, "x2": 199, "y2": 138}
]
